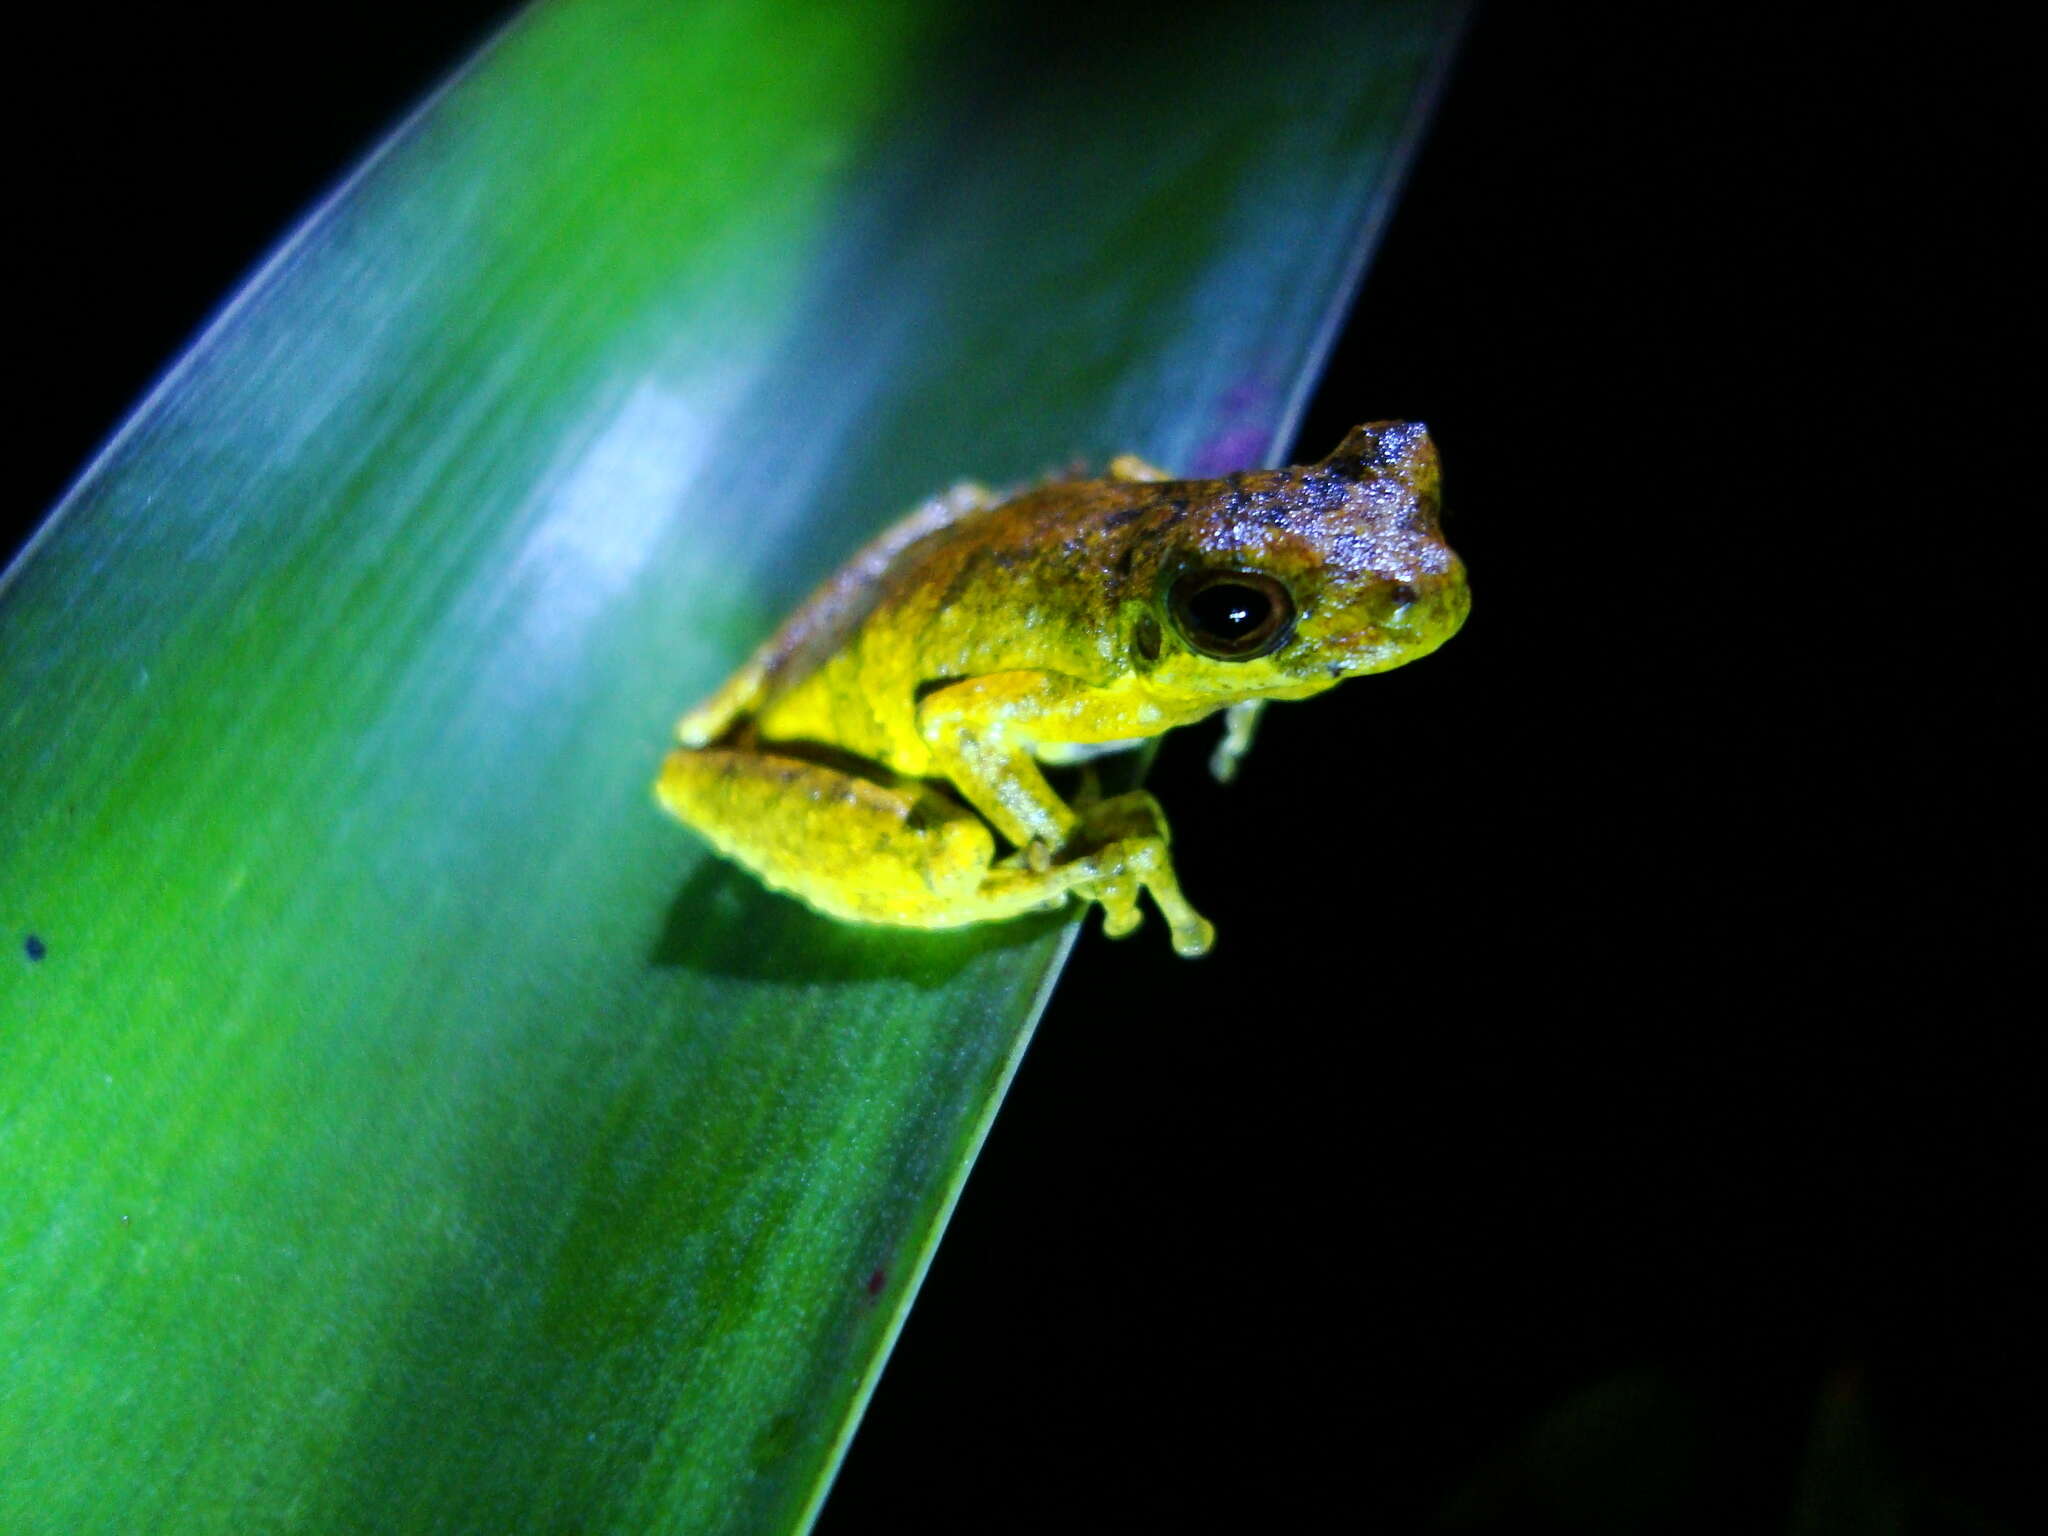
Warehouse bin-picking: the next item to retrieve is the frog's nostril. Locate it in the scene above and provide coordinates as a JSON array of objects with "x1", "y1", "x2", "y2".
[{"x1": 1387, "y1": 582, "x2": 1419, "y2": 611}]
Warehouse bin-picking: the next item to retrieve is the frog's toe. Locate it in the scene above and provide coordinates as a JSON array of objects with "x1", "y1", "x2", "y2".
[
  {"x1": 1083, "y1": 869, "x2": 1145, "y2": 937},
  {"x1": 1115, "y1": 835, "x2": 1211, "y2": 958},
  {"x1": 1098, "y1": 897, "x2": 1144, "y2": 940}
]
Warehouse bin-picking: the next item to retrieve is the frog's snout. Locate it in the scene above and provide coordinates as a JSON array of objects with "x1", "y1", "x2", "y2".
[
  {"x1": 1325, "y1": 558, "x2": 1468, "y2": 677},
  {"x1": 1391, "y1": 556, "x2": 1470, "y2": 647}
]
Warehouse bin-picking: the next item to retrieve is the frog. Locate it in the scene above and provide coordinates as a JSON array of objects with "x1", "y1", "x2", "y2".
[{"x1": 656, "y1": 420, "x2": 1468, "y2": 956}]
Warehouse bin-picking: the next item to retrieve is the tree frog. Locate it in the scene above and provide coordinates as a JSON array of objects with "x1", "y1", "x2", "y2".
[{"x1": 657, "y1": 421, "x2": 1468, "y2": 956}]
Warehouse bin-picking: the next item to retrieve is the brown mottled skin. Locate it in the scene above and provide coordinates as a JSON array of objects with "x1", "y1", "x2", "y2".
[{"x1": 658, "y1": 422, "x2": 1468, "y2": 955}]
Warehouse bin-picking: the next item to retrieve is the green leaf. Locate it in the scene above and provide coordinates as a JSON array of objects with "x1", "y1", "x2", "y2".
[{"x1": 1, "y1": 2, "x2": 1462, "y2": 1529}]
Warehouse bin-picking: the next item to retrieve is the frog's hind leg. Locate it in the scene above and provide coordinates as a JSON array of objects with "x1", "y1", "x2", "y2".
[
  {"x1": 657, "y1": 750, "x2": 1214, "y2": 953},
  {"x1": 660, "y1": 747, "x2": 1088, "y2": 931}
]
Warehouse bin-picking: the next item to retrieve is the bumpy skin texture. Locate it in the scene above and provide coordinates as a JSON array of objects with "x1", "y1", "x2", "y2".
[{"x1": 657, "y1": 421, "x2": 1468, "y2": 955}]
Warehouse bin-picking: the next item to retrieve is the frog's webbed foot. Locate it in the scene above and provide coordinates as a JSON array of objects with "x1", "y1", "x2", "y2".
[{"x1": 1061, "y1": 790, "x2": 1215, "y2": 956}]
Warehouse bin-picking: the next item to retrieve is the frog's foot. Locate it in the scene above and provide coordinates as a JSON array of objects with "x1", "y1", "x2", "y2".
[
  {"x1": 1108, "y1": 453, "x2": 1173, "y2": 484},
  {"x1": 1062, "y1": 790, "x2": 1214, "y2": 957},
  {"x1": 1069, "y1": 837, "x2": 1213, "y2": 956}
]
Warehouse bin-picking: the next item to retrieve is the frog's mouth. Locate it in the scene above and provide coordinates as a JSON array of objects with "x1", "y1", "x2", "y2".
[
  {"x1": 1311, "y1": 576, "x2": 1471, "y2": 679},
  {"x1": 1323, "y1": 628, "x2": 1453, "y2": 677}
]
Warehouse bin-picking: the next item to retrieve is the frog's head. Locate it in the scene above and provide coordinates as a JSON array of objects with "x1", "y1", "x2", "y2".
[{"x1": 1131, "y1": 421, "x2": 1468, "y2": 705}]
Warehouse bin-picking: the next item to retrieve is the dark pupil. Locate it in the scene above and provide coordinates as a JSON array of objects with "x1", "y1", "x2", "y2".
[{"x1": 1189, "y1": 583, "x2": 1269, "y2": 640}]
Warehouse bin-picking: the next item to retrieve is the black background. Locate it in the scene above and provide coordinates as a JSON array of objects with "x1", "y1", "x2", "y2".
[{"x1": 12, "y1": 3, "x2": 2030, "y2": 1531}]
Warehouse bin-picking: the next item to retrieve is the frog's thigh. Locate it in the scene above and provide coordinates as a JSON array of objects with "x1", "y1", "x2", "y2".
[{"x1": 659, "y1": 748, "x2": 1054, "y2": 929}]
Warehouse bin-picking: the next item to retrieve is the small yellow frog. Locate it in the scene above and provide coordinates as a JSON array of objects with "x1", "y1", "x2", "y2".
[{"x1": 657, "y1": 421, "x2": 1468, "y2": 955}]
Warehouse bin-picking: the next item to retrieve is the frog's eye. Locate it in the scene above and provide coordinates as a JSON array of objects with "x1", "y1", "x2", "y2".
[{"x1": 1167, "y1": 570, "x2": 1295, "y2": 660}]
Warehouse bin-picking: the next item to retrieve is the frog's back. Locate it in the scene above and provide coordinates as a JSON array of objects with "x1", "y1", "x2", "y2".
[
  {"x1": 678, "y1": 470, "x2": 1170, "y2": 767},
  {"x1": 674, "y1": 481, "x2": 999, "y2": 748}
]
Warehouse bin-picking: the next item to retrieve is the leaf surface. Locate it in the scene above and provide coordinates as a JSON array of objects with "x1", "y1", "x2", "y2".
[{"x1": 0, "y1": 2, "x2": 1463, "y2": 1529}]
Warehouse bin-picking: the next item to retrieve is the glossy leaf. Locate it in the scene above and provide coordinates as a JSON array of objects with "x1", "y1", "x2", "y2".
[{"x1": 0, "y1": 1, "x2": 1462, "y2": 1529}]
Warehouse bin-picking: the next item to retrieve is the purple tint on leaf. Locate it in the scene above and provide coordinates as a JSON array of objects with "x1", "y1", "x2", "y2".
[
  {"x1": 1189, "y1": 375, "x2": 1283, "y2": 476},
  {"x1": 1190, "y1": 426, "x2": 1271, "y2": 478}
]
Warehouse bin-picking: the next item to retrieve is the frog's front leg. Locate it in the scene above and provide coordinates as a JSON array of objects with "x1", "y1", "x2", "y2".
[
  {"x1": 1208, "y1": 699, "x2": 1266, "y2": 783},
  {"x1": 913, "y1": 672, "x2": 1091, "y2": 853},
  {"x1": 916, "y1": 672, "x2": 1213, "y2": 954}
]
